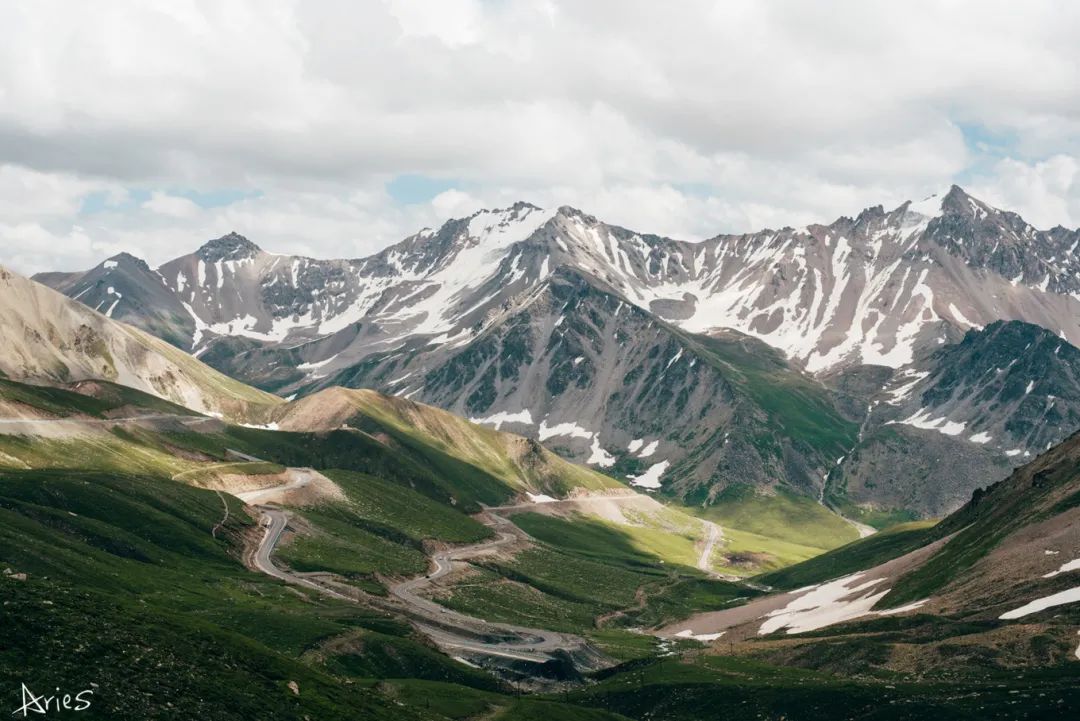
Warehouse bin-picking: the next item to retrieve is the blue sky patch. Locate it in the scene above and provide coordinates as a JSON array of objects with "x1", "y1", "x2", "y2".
[
  {"x1": 79, "y1": 187, "x2": 261, "y2": 215},
  {"x1": 386, "y1": 174, "x2": 461, "y2": 204},
  {"x1": 954, "y1": 122, "x2": 1019, "y2": 186}
]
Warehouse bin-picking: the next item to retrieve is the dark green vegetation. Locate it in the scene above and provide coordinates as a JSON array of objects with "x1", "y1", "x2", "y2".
[
  {"x1": 275, "y1": 387, "x2": 624, "y2": 498},
  {"x1": 563, "y1": 655, "x2": 1079, "y2": 721},
  {"x1": 0, "y1": 379, "x2": 657, "y2": 718},
  {"x1": 0, "y1": 372, "x2": 604, "y2": 510},
  {"x1": 3, "y1": 370, "x2": 1077, "y2": 720},
  {"x1": 273, "y1": 470, "x2": 492, "y2": 587},
  {"x1": 0, "y1": 467, "x2": 632, "y2": 720},
  {"x1": 327, "y1": 468, "x2": 491, "y2": 544},
  {"x1": 0, "y1": 378, "x2": 198, "y2": 418},
  {"x1": 0, "y1": 469, "x2": 467, "y2": 719},
  {"x1": 756, "y1": 520, "x2": 937, "y2": 590},
  {"x1": 171, "y1": 424, "x2": 519, "y2": 510},
  {"x1": 690, "y1": 332, "x2": 859, "y2": 461}
]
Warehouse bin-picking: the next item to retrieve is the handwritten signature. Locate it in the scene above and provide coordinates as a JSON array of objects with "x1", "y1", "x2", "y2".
[{"x1": 11, "y1": 684, "x2": 93, "y2": 717}]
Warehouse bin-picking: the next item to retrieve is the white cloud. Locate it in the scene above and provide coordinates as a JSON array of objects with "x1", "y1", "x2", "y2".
[
  {"x1": 384, "y1": 0, "x2": 485, "y2": 48},
  {"x1": 0, "y1": 0, "x2": 1077, "y2": 273},
  {"x1": 430, "y1": 189, "x2": 480, "y2": 218},
  {"x1": 968, "y1": 155, "x2": 1080, "y2": 229},
  {"x1": 143, "y1": 192, "x2": 201, "y2": 218}
]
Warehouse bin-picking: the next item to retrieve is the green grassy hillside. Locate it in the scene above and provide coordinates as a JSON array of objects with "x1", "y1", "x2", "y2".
[
  {"x1": 882, "y1": 431, "x2": 1080, "y2": 608},
  {"x1": 754, "y1": 520, "x2": 938, "y2": 590},
  {"x1": 690, "y1": 331, "x2": 859, "y2": 462},
  {"x1": 273, "y1": 387, "x2": 625, "y2": 498},
  {"x1": 6, "y1": 372, "x2": 1074, "y2": 719},
  {"x1": 0, "y1": 467, "x2": 634, "y2": 720},
  {"x1": 564, "y1": 655, "x2": 1079, "y2": 721},
  {"x1": 0, "y1": 378, "x2": 199, "y2": 418}
]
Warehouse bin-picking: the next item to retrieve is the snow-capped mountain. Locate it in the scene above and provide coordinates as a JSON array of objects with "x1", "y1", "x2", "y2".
[
  {"x1": 36, "y1": 187, "x2": 1080, "y2": 514},
  {"x1": 40, "y1": 188, "x2": 1080, "y2": 376}
]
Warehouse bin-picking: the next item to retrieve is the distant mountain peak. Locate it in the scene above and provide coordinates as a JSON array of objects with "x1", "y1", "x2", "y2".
[
  {"x1": 944, "y1": 183, "x2": 971, "y2": 202},
  {"x1": 464, "y1": 201, "x2": 543, "y2": 222},
  {"x1": 102, "y1": 251, "x2": 150, "y2": 272},
  {"x1": 507, "y1": 200, "x2": 542, "y2": 213},
  {"x1": 197, "y1": 232, "x2": 261, "y2": 262},
  {"x1": 940, "y1": 184, "x2": 987, "y2": 216},
  {"x1": 555, "y1": 205, "x2": 593, "y2": 220}
]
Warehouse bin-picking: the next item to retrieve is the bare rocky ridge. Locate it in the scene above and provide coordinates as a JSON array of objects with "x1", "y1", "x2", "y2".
[
  {"x1": 35, "y1": 252, "x2": 195, "y2": 349},
  {"x1": 831, "y1": 320, "x2": 1080, "y2": 516}
]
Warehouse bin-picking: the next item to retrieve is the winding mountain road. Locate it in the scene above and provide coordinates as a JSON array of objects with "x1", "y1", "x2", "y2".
[
  {"x1": 251, "y1": 508, "x2": 357, "y2": 602},
  {"x1": 250, "y1": 494, "x2": 598, "y2": 666},
  {"x1": 232, "y1": 467, "x2": 321, "y2": 505}
]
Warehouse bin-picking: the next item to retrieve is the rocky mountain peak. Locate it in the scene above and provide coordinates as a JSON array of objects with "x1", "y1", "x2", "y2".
[
  {"x1": 196, "y1": 232, "x2": 262, "y2": 262},
  {"x1": 935, "y1": 185, "x2": 1013, "y2": 227},
  {"x1": 506, "y1": 200, "x2": 543, "y2": 214},
  {"x1": 103, "y1": 252, "x2": 151, "y2": 272},
  {"x1": 941, "y1": 184, "x2": 975, "y2": 213}
]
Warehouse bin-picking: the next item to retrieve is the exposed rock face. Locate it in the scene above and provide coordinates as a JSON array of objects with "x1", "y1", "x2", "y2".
[
  {"x1": 196, "y1": 232, "x2": 262, "y2": 262},
  {"x1": 830, "y1": 320, "x2": 1080, "y2": 516},
  {"x1": 34, "y1": 188, "x2": 1080, "y2": 514},
  {"x1": 34, "y1": 252, "x2": 195, "y2": 349}
]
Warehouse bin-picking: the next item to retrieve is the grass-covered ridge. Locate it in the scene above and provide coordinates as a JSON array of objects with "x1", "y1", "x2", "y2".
[
  {"x1": 273, "y1": 469, "x2": 493, "y2": 589},
  {"x1": 703, "y1": 484, "x2": 859, "y2": 550},
  {"x1": 273, "y1": 386, "x2": 624, "y2": 498},
  {"x1": 512, "y1": 510, "x2": 703, "y2": 570},
  {"x1": 0, "y1": 377, "x2": 199, "y2": 418},
  {"x1": 754, "y1": 520, "x2": 938, "y2": 590},
  {"x1": 689, "y1": 331, "x2": 859, "y2": 460},
  {"x1": 881, "y1": 432, "x2": 1080, "y2": 608},
  {"x1": 562, "y1": 653, "x2": 1079, "y2": 721},
  {"x1": 683, "y1": 484, "x2": 861, "y2": 575},
  {"x1": 423, "y1": 510, "x2": 753, "y2": 641}
]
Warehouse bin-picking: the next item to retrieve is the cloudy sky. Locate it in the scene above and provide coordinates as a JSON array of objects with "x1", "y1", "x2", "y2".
[{"x1": 1, "y1": 0, "x2": 1078, "y2": 274}]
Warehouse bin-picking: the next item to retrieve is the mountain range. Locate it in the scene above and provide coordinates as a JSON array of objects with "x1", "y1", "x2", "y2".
[
  {"x1": 36, "y1": 186, "x2": 1080, "y2": 518},
  {"x1": 3, "y1": 192, "x2": 1079, "y2": 719}
]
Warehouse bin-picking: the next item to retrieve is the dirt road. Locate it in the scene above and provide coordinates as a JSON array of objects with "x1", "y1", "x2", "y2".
[
  {"x1": 250, "y1": 490, "x2": 599, "y2": 666},
  {"x1": 697, "y1": 520, "x2": 722, "y2": 574}
]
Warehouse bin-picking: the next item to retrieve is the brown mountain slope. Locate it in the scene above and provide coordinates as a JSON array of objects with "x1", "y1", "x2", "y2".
[{"x1": 0, "y1": 265, "x2": 280, "y2": 421}]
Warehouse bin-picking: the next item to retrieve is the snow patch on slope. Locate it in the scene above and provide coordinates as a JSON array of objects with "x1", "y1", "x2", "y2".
[
  {"x1": 470, "y1": 409, "x2": 534, "y2": 430},
  {"x1": 890, "y1": 408, "x2": 966, "y2": 436},
  {"x1": 629, "y1": 460, "x2": 669, "y2": 489},
  {"x1": 999, "y1": 586, "x2": 1080, "y2": 619}
]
